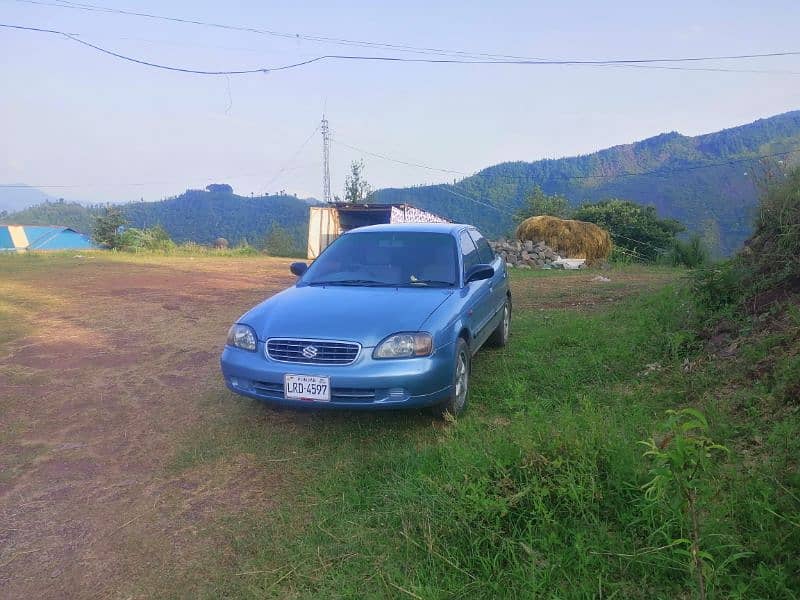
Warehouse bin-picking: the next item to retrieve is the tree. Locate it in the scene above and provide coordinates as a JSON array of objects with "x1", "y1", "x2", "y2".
[
  {"x1": 514, "y1": 186, "x2": 573, "y2": 222},
  {"x1": 92, "y1": 206, "x2": 128, "y2": 248},
  {"x1": 262, "y1": 223, "x2": 298, "y2": 257},
  {"x1": 206, "y1": 183, "x2": 233, "y2": 194},
  {"x1": 344, "y1": 160, "x2": 372, "y2": 204},
  {"x1": 573, "y1": 199, "x2": 685, "y2": 262}
]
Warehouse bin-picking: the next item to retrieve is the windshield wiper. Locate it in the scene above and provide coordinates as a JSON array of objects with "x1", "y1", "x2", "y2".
[
  {"x1": 403, "y1": 279, "x2": 454, "y2": 287},
  {"x1": 308, "y1": 279, "x2": 391, "y2": 286}
]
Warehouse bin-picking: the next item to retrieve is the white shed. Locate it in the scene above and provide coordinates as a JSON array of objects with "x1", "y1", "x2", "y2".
[{"x1": 307, "y1": 203, "x2": 450, "y2": 259}]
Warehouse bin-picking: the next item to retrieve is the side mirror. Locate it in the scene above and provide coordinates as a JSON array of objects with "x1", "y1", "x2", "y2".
[
  {"x1": 290, "y1": 262, "x2": 308, "y2": 276},
  {"x1": 465, "y1": 264, "x2": 494, "y2": 283}
]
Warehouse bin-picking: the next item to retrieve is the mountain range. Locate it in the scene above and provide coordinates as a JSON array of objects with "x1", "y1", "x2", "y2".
[
  {"x1": 3, "y1": 110, "x2": 799, "y2": 256},
  {"x1": 374, "y1": 110, "x2": 800, "y2": 255}
]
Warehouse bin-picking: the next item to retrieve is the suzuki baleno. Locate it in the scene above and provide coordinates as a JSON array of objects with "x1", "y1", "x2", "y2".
[{"x1": 220, "y1": 223, "x2": 510, "y2": 416}]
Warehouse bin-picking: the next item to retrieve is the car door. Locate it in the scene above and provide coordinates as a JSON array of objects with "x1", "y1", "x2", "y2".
[
  {"x1": 459, "y1": 229, "x2": 493, "y2": 349},
  {"x1": 468, "y1": 228, "x2": 506, "y2": 329}
]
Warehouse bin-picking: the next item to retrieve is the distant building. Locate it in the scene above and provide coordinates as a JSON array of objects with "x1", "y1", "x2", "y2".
[
  {"x1": 0, "y1": 225, "x2": 97, "y2": 252},
  {"x1": 307, "y1": 203, "x2": 450, "y2": 259}
]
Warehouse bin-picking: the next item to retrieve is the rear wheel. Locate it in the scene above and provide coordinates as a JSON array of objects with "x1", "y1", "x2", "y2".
[
  {"x1": 487, "y1": 300, "x2": 510, "y2": 348},
  {"x1": 433, "y1": 337, "x2": 470, "y2": 418}
]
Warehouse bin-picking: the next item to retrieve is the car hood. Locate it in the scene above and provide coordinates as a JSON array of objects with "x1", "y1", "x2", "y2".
[{"x1": 239, "y1": 285, "x2": 455, "y2": 347}]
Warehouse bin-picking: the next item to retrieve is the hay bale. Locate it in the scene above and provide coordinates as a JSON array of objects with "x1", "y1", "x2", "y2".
[{"x1": 516, "y1": 215, "x2": 612, "y2": 264}]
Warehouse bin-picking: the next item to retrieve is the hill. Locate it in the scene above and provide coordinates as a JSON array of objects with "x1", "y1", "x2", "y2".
[
  {"x1": 122, "y1": 189, "x2": 313, "y2": 248},
  {"x1": 0, "y1": 185, "x2": 64, "y2": 214},
  {"x1": 1, "y1": 200, "x2": 101, "y2": 232},
  {"x1": 373, "y1": 110, "x2": 800, "y2": 255},
  {"x1": 1, "y1": 189, "x2": 315, "y2": 250}
]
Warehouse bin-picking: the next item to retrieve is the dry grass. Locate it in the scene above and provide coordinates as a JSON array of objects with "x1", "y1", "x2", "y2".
[{"x1": 516, "y1": 215, "x2": 612, "y2": 264}]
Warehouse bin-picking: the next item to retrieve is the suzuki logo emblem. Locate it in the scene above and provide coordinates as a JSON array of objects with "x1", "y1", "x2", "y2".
[{"x1": 302, "y1": 345, "x2": 319, "y2": 359}]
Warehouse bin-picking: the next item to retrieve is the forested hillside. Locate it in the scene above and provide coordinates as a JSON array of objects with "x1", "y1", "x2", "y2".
[
  {"x1": 1, "y1": 189, "x2": 314, "y2": 249},
  {"x1": 4, "y1": 111, "x2": 799, "y2": 255},
  {"x1": 374, "y1": 110, "x2": 800, "y2": 255},
  {"x1": 122, "y1": 189, "x2": 311, "y2": 247}
]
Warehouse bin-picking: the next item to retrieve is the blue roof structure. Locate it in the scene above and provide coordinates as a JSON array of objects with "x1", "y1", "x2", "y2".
[{"x1": 0, "y1": 225, "x2": 98, "y2": 252}]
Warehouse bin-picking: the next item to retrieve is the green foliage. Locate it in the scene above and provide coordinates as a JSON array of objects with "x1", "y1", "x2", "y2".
[
  {"x1": 514, "y1": 185, "x2": 573, "y2": 221},
  {"x1": 574, "y1": 199, "x2": 685, "y2": 262},
  {"x1": 91, "y1": 206, "x2": 128, "y2": 248},
  {"x1": 752, "y1": 165, "x2": 800, "y2": 284},
  {"x1": 372, "y1": 110, "x2": 800, "y2": 255},
  {"x1": 261, "y1": 223, "x2": 301, "y2": 257},
  {"x1": 4, "y1": 188, "x2": 313, "y2": 252},
  {"x1": 1, "y1": 200, "x2": 101, "y2": 232},
  {"x1": 669, "y1": 235, "x2": 710, "y2": 268},
  {"x1": 205, "y1": 183, "x2": 233, "y2": 194},
  {"x1": 120, "y1": 189, "x2": 311, "y2": 249},
  {"x1": 344, "y1": 159, "x2": 372, "y2": 204},
  {"x1": 640, "y1": 409, "x2": 731, "y2": 599},
  {"x1": 116, "y1": 225, "x2": 176, "y2": 252},
  {"x1": 690, "y1": 165, "x2": 800, "y2": 319}
]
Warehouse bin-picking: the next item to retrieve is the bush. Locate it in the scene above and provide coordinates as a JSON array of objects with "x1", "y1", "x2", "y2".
[
  {"x1": 690, "y1": 261, "x2": 748, "y2": 315},
  {"x1": 574, "y1": 199, "x2": 685, "y2": 262},
  {"x1": 262, "y1": 223, "x2": 301, "y2": 257},
  {"x1": 750, "y1": 166, "x2": 800, "y2": 285},
  {"x1": 690, "y1": 166, "x2": 800, "y2": 318},
  {"x1": 668, "y1": 235, "x2": 709, "y2": 268},
  {"x1": 117, "y1": 225, "x2": 176, "y2": 252}
]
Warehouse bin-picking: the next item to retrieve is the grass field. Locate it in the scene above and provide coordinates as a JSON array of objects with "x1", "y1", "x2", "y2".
[{"x1": 1, "y1": 253, "x2": 796, "y2": 599}]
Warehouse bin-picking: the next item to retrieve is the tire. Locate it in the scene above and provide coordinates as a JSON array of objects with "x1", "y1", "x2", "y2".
[
  {"x1": 486, "y1": 300, "x2": 511, "y2": 348},
  {"x1": 433, "y1": 337, "x2": 470, "y2": 419}
]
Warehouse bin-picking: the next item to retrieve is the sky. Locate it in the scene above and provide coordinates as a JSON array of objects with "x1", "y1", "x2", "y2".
[{"x1": 1, "y1": 0, "x2": 799, "y2": 203}]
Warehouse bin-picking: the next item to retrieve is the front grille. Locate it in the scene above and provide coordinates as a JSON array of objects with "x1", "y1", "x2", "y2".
[
  {"x1": 252, "y1": 381, "x2": 376, "y2": 403},
  {"x1": 266, "y1": 338, "x2": 361, "y2": 365}
]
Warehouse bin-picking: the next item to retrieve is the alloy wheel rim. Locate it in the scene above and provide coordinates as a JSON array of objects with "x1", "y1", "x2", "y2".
[
  {"x1": 502, "y1": 305, "x2": 510, "y2": 339},
  {"x1": 454, "y1": 352, "x2": 468, "y2": 408}
]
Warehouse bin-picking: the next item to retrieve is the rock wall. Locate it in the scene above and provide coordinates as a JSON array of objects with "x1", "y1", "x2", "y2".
[{"x1": 490, "y1": 239, "x2": 562, "y2": 269}]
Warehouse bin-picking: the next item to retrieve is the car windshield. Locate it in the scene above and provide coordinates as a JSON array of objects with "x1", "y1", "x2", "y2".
[{"x1": 301, "y1": 231, "x2": 458, "y2": 287}]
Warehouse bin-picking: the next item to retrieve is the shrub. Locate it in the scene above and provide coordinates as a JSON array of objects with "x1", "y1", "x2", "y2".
[
  {"x1": 574, "y1": 199, "x2": 685, "y2": 262},
  {"x1": 117, "y1": 225, "x2": 176, "y2": 252},
  {"x1": 669, "y1": 235, "x2": 709, "y2": 268},
  {"x1": 750, "y1": 166, "x2": 800, "y2": 285}
]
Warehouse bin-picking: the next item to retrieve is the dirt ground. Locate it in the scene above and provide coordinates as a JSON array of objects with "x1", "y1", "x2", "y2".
[
  {"x1": 0, "y1": 255, "x2": 679, "y2": 598},
  {"x1": 0, "y1": 255, "x2": 299, "y2": 599}
]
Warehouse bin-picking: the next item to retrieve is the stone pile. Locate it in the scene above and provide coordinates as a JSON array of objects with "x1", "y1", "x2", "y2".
[{"x1": 490, "y1": 239, "x2": 563, "y2": 269}]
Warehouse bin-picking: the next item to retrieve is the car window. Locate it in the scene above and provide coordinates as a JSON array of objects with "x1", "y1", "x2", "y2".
[
  {"x1": 459, "y1": 230, "x2": 480, "y2": 278},
  {"x1": 301, "y1": 231, "x2": 458, "y2": 287},
  {"x1": 468, "y1": 229, "x2": 495, "y2": 264}
]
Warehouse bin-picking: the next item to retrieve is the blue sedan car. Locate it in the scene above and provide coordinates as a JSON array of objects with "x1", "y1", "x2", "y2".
[{"x1": 220, "y1": 223, "x2": 510, "y2": 416}]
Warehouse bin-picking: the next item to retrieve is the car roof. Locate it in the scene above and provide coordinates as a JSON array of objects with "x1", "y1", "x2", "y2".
[{"x1": 345, "y1": 222, "x2": 472, "y2": 235}]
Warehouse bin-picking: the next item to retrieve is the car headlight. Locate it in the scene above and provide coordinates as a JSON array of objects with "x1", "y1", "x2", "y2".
[
  {"x1": 226, "y1": 323, "x2": 257, "y2": 351},
  {"x1": 373, "y1": 332, "x2": 433, "y2": 359}
]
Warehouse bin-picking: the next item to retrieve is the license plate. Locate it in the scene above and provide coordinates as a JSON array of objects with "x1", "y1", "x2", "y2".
[{"x1": 284, "y1": 374, "x2": 330, "y2": 402}]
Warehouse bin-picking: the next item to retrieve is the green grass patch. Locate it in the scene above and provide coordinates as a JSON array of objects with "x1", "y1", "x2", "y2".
[{"x1": 165, "y1": 278, "x2": 797, "y2": 599}]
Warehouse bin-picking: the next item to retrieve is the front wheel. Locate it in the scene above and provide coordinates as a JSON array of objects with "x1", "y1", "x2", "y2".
[
  {"x1": 486, "y1": 300, "x2": 510, "y2": 348},
  {"x1": 433, "y1": 337, "x2": 470, "y2": 419}
]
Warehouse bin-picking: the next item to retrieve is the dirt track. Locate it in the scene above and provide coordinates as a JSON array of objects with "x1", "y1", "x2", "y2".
[
  {"x1": 0, "y1": 256, "x2": 297, "y2": 599},
  {"x1": 0, "y1": 255, "x2": 677, "y2": 598}
]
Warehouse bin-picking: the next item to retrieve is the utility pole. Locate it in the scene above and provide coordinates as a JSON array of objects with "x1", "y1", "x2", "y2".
[{"x1": 321, "y1": 115, "x2": 332, "y2": 203}]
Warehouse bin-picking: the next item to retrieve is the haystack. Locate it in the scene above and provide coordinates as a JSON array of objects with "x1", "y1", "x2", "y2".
[{"x1": 516, "y1": 215, "x2": 612, "y2": 264}]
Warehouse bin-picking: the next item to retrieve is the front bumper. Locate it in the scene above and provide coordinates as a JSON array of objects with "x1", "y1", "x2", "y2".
[{"x1": 220, "y1": 341, "x2": 454, "y2": 410}]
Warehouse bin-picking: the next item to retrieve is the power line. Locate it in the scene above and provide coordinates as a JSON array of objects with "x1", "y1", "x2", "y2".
[
  {"x1": 10, "y1": 0, "x2": 800, "y2": 75},
  {"x1": 263, "y1": 124, "x2": 320, "y2": 189},
  {"x1": 3, "y1": 22, "x2": 800, "y2": 77},
  {"x1": 332, "y1": 138, "x2": 467, "y2": 175},
  {"x1": 332, "y1": 134, "x2": 798, "y2": 184},
  {"x1": 10, "y1": 0, "x2": 549, "y2": 62}
]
